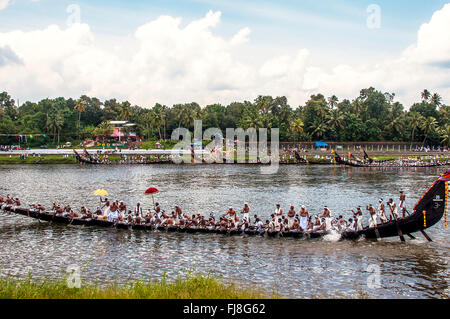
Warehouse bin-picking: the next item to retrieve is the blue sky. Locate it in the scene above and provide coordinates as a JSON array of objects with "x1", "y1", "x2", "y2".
[
  {"x1": 2, "y1": 0, "x2": 448, "y2": 56},
  {"x1": 0, "y1": 0, "x2": 449, "y2": 106}
]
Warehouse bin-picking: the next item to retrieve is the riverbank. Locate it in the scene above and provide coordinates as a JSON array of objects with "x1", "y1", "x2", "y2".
[
  {"x1": 0, "y1": 153, "x2": 448, "y2": 165},
  {"x1": 0, "y1": 274, "x2": 277, "y2": 299}
]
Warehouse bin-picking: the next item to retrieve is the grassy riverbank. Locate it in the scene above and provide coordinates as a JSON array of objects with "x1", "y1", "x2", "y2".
[
  {"x1": 0, "y1": 274, "x2": 278, "y2": 299},
  {"x1": 0, "y1": 155, "x2": 77, "y2": 164}
]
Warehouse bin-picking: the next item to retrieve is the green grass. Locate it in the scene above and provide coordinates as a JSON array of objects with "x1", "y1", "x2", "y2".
[
  {"x1": 0, "y1": 155, "x2": 77, "y2": 164},
  {"x1": 0, "y1": 274, "x2": 279, "y2": 299}
]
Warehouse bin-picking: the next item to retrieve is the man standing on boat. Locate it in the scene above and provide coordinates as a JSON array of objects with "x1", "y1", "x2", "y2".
[
  {"x1": 275, "y1": 204, "x2": 283, "y2": 216},
  {"x1": 399, "y1": 191, "x2": 407, "y2": 218},
  {"x1": 378, "y1": 199, "x2": 388, "y2": 224},
  {"x1": 320, "y1": 206, "x2": 333, "y2": 230},
  {"x1": 387, "y1": 199, "x2": 399, "y2": 221},
  {"x1": 241, "y1": 203, "x2": 250, "y2": 223},
  {"x1": 287, "y1": 206, "x2": 295, "y2": 229},
  {"x1": 367, "y1": 204, "x2": 377, "y2": 228},
  {"x1": 352, "y1": 206, "x2": 363, "y2": 231},
  {"x1": 299, "y1": 205, "x2": 309, "y2": 231}
]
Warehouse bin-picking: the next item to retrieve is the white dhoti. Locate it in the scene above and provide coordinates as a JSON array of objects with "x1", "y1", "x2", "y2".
[
  {"x1": 300, "y1": 216, "x2": 308, "y2": 231},
  {"x1": 243, "y1": 213, "x2": 249, "y2": 222},
  {"x1": 356, "y1": 217, "x2": 363, "y2": 231},
  {"x1": 325, "y1": 217, "x2": 333, "y2": 231},
  {"x1": 369, "y1": 214, "x2": 377, "y2": 228},
  {"x1": 288, "y1": 216, "x2": 295, "y2": 228},
  {"x1": 378, "y1": 211, "x2": 388, "y2": 222}
]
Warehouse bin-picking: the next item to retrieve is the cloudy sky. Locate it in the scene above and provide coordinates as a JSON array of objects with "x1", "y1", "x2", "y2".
[{"x1": 0, "y1": 0, "x2": 449, "y2": 108}]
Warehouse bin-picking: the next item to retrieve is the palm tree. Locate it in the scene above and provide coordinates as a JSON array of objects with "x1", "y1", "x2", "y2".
[
  {"x1": 387, "y1": 115, "x2": 405, "y2": 139},
  {"x1": 74, "y1": 98, "x2": 87, "y2": 140},
  {"x1": 46, "y1": 111, "x2": 64, "y2": 144},
  {"x1": 421, "y1": 89, "x2": 431, "y2": 102},
  {"x1": 420, "y1": 116, "x2": 438, "y2": 145},
  {"x1": 96, "y1": 121, "x2": 113, "y2": 143},
  {"x1": 326, "y1": 109, "x2": 344, "y2": 132},
  {"x1": 408, "y1": 112, "x2": 424, "y2": 143},
  {"x1": 440, "y1": 125, "x2": 450, "y2": 147},
  {"x1": 310, "y1": 119, "x2": 327, "y2": 139},
  {"x1": 120, "y1": 107, "x2": 131, "y2": 121},
  {"x1": 430, "y1": 93, "x2": 442, "y2": 106},
  {"x1": 327, "y1": 95, "x2": 339, "y2": 109},
  {"x1": 289, "y1": 118, "x2": 304, "y2": 143}
]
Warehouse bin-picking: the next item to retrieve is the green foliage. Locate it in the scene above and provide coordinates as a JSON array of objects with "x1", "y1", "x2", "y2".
[
  {"x1": 0, "y1": 274, "x2": 277, "y2": 299},
  {"x1": 0, "y1": 88, "x2": 448, "y2": 146}
]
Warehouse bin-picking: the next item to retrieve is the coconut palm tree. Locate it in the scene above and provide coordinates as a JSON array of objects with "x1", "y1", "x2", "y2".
[
  {"x1": 326, "y1": 109, "x2": 344, "y2": 132},
  {"x1": 310, "y1": 119, "x2": 327, "y2": 139},
  {"x1": 421, "y1": 89, "x2": 431, "y2": 102},
  {"x1": 408, "y1": 112, "x2": 424, "y2": 143},
  {"x1": 420, "y1": 116, "x2": 438, "y2": 145},
  {"x1": 440, "y1": 125, "x2": 450, "y2": 147},
  {"x1": 327, "y1": 95, "x2": 339, "y2": 109},
  {"x1": 74, "y1": 98, "x2": 87, "y2": 140},
  {"x1": 46, "y1": 111, "x2": 64, "y2": 144},
  {"x1": 96, "y1": 121, "x2": 113, "y2": 143},
  {"x1": 430, "y1": 93, "x2": 442, "y2": 106},
  {"x1": 289, "y1": 118, "x2": 304, "y2": 143}
]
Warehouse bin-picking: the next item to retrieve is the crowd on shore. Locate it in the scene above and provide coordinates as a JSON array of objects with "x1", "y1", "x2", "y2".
[{"x1": 0, "y1": 191, "x2": 409, "y2": 234}]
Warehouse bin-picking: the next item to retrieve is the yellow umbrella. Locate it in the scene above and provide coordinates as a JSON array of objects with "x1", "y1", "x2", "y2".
[
  {"x1": 94, "y1": 189, "x2": 108, "y2": 205},
  {"x1": 93, "y1": 189, "x2": 108, "y2": 196}
]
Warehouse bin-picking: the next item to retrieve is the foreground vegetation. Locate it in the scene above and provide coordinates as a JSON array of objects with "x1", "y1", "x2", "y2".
[
  {"x1": 1, "y1": 88, "x2": 449, "y2": 147},
  {"x1": 0, "y1": 274, "x2": 278, "y2": 299}
]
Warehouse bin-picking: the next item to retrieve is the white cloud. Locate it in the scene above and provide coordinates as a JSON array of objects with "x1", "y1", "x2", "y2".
[
  {"x1": 0, "y1": 0, "x2": 10, "y2": 10},
  {"x1": 0, "y1": 6, "x2": 449, "y2": 108}
]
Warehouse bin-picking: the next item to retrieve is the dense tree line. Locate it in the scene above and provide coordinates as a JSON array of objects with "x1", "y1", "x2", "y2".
[{"x1": 0, "y1": 87, "x2": 448, "y2": 146}]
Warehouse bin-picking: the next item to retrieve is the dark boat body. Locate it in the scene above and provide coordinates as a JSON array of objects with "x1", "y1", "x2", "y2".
[{"x1": 333, "y1": 150, "x2": 448, "y2": 168}]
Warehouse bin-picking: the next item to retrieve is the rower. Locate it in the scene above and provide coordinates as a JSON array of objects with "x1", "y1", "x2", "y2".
[
  {"x1": 108, "y1": 204, "x2": 119, "y2": 222},
  {"x1": 255, "y1": 217, "x2": 264, "y2": 232},
  {"x1": 337, "y1": 215, "x2": 347, "y2": 232},
  {"x1": 241, "y1": 203, "x2": 250, "y2": 223},
  {"x1": 174, "y1": 205, "x2": 182, "y2": 219},
  {"x1": 299, "y1": 205, "x2": 309, "y2": 231},
  {"x1": 134, "y1": 202, "x2": 143, "y2": 217},
  {"x1": 320, "y1": 206, "x2": 332, "y2": 231},
  {"x1": 387, "y1": 198, "x2": 399, "y2": 221},
  {"x1": 352, "y1": 206, "x2": 363, "y2": 231},
  {"x1": 347, "y1": 218, "x2": 356, "y2": 231},
  {"x1": 367, "y1": 204, "x2": 377, "y2": 228},
  {"x1": 274, "y1": 204, "x2": 283, "y2": 216},
  {"x1": 378, "y1": 199, "x2": 388, "y2": 224},
  {"x1": 399, "y1": 191, "x2": 407, "y2": 218},
  {"x1": 224, "y1": 206, "x2": 238, "y2": 225},
  {"x1": 287, "y1": 206, "x2": 295, "y2": 229}
]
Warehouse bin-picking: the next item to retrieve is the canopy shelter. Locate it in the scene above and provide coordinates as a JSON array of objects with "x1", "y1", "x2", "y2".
[{"x1": 314, "y1": 141, "x2": 328, "y2": 150}]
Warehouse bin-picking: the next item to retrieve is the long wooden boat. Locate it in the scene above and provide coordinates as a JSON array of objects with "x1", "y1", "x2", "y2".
[
  {"x1": 342, "y1": 170, "x2": 448, "y2": 240},
  {"x1": 333, "y1": 150, "x2": 449, "y2": 168},
  {"x1": 0, "y1": 171, "x2": 448, "y2": 241},
  {"x1": 0, "y1": 205, "x2": 330, "y2": 239}
]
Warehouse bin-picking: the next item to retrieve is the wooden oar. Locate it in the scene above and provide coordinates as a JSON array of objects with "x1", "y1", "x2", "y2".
[
  {"x1": 404, "y1": 208, "x2": 432, "y2": 242},
  {"x1": 392, "y1": 214, "x2": 405, "y2": 242}
]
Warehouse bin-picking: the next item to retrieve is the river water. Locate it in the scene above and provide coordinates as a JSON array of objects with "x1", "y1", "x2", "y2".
[{"x1": 0, "y1": 164, "x2": 448, "y2": 298}]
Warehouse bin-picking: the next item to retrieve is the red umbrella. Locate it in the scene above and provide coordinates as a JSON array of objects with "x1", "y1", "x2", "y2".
[{"x1": 144, "y1": 187, "x2": 159, "y2": 206}]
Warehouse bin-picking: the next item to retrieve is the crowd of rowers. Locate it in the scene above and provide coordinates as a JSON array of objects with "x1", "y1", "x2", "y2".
[{"x1": 0, "y1": 191, "x2": 409, "y2": 234}]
